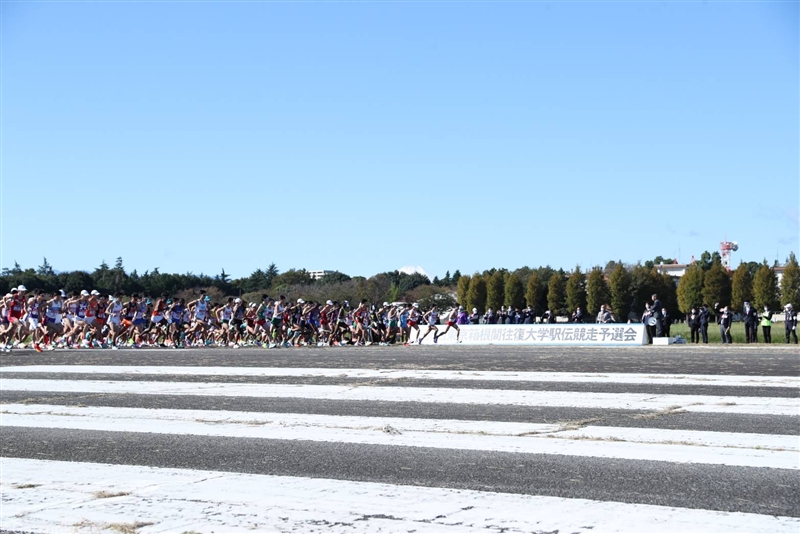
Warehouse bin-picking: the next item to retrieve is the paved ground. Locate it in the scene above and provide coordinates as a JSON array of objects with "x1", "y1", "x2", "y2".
[{"x1": 1, "y1": 344, "x2": 798, "y2": 532}]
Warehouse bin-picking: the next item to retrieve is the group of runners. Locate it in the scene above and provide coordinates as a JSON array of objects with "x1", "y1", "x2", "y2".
[{"x1": 0, "y1": 286, "x2": 467, "y2": 352}]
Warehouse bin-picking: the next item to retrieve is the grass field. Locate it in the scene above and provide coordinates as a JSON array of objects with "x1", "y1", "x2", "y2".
[{"x1": 668, "y1": 321, "x2": 797, "y2": 344}]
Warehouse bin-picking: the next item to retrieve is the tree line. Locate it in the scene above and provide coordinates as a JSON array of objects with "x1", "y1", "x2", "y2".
[{"x1": 2, "y1": 252, "x2": 798, "y2": 320}]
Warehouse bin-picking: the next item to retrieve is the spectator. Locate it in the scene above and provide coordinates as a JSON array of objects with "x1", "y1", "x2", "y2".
[
  {"x1": 571, "y1": 307, "x2": 584, "y2": 323},
  {"x1": 506, "y1": 307, "x2": 516, "y2": 324},
  {"x1": 484, "y1": 308, "x2": 496, "y2": 324},
  {"x1": 699, "y1": 304, "x2": 710, "y2": 343},
  {"x1": 785, "y1": 304, "x2": 798, "y2": 344},
  {"x1": 469, "y1": 308, "x2": 481, "y2": 324},
  {"x1": 662, "y1": 308, "x2": 670, "y2": 337},
  {"x1": 719, "y1": 305, "x2": 733, "y2": 343},
  {"x1": 743, "y1": 301, "x2": 758, "y2": 343},
  {"x1": 688, "y1": 307, "x2": 700, "y2": 343},
  {"x1": 760, "y1": 304, "x2": 772, "y2": 344}
]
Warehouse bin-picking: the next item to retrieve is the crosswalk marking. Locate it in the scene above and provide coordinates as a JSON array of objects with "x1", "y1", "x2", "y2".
[
  {"x1": 2, "y1": 458, "x2": 798, "y2": 534},
  {"x1": 2, "y1": 365, "x2": 796, "y2": 388},
  {"x1": 2, "y1": 356, "x2": 798, "y2": 532},
  {"x1": 3, "y1": 378, "x2": 796, "y2": 415},
  {"x1": 2, "y1": 404, "x2": 797, "y2": 469}
]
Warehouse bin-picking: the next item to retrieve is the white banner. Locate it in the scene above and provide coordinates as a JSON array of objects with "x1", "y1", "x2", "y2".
[{"x1": 413, "y1": 323, "x2": 648, "y2": 346}]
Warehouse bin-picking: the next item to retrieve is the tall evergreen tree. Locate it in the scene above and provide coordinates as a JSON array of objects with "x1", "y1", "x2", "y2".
[
  {"x1": 565, "y1": 266, "x2": 586, "y2": 314},
  {"x1": 547, "y1": 272, "x2": 566, "y2": 316},
  {"x1": 608, "y1": 264, "x2": 632, "y2": 320},
  {"x1": 36, "y1": 257, "x2": 55, "y2": 277},
  {"x1": 486, "y1": 271, "x2": 505, "y2": 311},
  {"x1": 731, "y1": 263, "x2": 753, "y2": 311},
  {"x1": 466, "y1": 274, "x2": 487, "y2": 315},
  {"x1": 525, "y1": 272, "x2": 542, "y2": 312},
  {"x1": 781, "y1": 252, "x2": 800, "y2": 308},
  {"x1": 505, "y1": 273, "x2": 525, "y2": 309},
  {"x1": 752, "y1": 262, "x2": 779, "y2": 311},
  {"x1": 456, "y1": 274, "x2": 471, "y2": 307},
  {"x1": 586, "y1": 267, "x2": 610, "y2": 316},
  {"x1": 451, "y1": 270, "x2": 462, "y2": 285},
  {"x1": 677, "y1": 263, "x2": 705, "y2": 314},
  {"x1": 703, "y1": 262, "x2": 732, "y2": 308}
]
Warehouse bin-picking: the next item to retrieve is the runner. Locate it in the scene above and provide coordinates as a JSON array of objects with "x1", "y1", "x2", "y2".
[
  {"x1": 417, "y1": 305, "x2": 439, "y2": 345},
  {"x1": 435, "y1": 305, "x2": 462, "y2": 343}
]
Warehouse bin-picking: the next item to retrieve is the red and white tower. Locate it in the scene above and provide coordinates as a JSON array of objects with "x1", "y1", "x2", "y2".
[{"x1": 720, "y1": 241, "x2": 738, "y2": 272}]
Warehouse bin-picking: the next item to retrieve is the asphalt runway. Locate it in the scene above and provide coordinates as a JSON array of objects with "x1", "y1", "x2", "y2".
[{"x1": 1, "y1": 344, "x2": 798, "y2": 531}]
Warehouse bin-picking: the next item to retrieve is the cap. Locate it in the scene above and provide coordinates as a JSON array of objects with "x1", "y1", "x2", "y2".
[
  {"x1": 81, "y1": 290, "x2": 90, "y2": 296},
  {"x1": 786, "y1": 303, "x2": 793, "y2": 309},
  {"x1": 472, "y1": 308, "x2": 477, "y2": 313},
  {"x1": 297, "y1": 298, "x2": 305, "y2": 304},
  {"x1": 234, "y1": 298, "x2": 242, "y2": 304},
  {"x1": 326, "y1": 300, "x2": 333, "y2": 306},
  {"x1": 59, "y1": 290, "x2": 66, "y2": 297},
  {"x1": 413, "y1": 303, "x2": 419, "y2": 308},
  {"x1": 383, "y1": 302, "x2": 389, "y2": 307},
  {"x1": 91, "y1": 290, "x2": 100, "y2": 296},
  {"x1": 17, "y1": 285, "x2": 27, "y2": 291},
  {"x1": 459, "y1": 306, "x2": 464, "y2": 311}
]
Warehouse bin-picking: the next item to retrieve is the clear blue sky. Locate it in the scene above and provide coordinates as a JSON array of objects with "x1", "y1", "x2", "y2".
[{"x1": 2, "y1": 0, "x2": 798, "y2": 280}]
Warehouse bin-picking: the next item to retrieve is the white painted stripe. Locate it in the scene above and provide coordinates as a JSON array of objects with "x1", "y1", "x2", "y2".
[
  {"x1": 2, "y1": 458, "x2": 797, "y2": 533},
  {"x1": 2, "y1": 405, "x2": 797, "y2": 469},
  {"x1": 3, "y1": 378, "x2": 797, "y2": 415},
  {"x1": 2, "y1": 365, "x2": 797, "y2": 388}
]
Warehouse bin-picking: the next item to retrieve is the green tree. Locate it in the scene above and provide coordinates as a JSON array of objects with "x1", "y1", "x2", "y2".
[
  {"x1": 525, "y1": 272, "x2": 542, "y2": 312},
  {"x1": 466, "y1": 274, "x2": 487, "y2": 315},
  {"x1": 586, "y1": 267, "x2": 610, "y2": 316},
  {"x1": 318, "y1": 271, "x2": 351, "y2": 285},
  {"x1": 457, "y1": 274, "x2": 471, "y2": 307},
  {"x1": 547, "y1": 272, "x2": 566, "y2": 316},
  {"x1": 731, "y1": 263, "x2": 753, "y2": 311},
  {"x1": 608, "y1": 264, "x2": 632, "y2": 320},
  {"x1": 272, "y1": 268, "x2": 313, "y2": 289},
  {"x1": 486, "y1": 271, "x2": 505, "y2": 311},
  {"x1": 677, "y1": 263, "x2": 705, "y2": 314},
  {"x1": 703, "y1": 262, "x2": 732, "y2": 309},
  {"x1": 505, "y1": 273, "x2": 525, "y2": 309},
  {"x1": 36, "y1": 257, "x2": 55, "y2": 277},
  {"x1": 565, "y1": 266, "x2": 586, "y2": 314},
  {"x1": 781, "y1": 252, "x2": 800, "y2": 308},
  {"x1": 441, "y1": 271, "x2": 452, "y2": 287},
  {"x1": 451, "y1": 270, "x2": 462, "y2": 285},
  {"x1": 752, "y1": 262, "x2": 780, "y2": 311}
]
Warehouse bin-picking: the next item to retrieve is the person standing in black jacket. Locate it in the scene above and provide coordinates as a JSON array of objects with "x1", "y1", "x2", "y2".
[
  {"x1": 688, "y1": 307, "x2": 700, "y2": 343},
  {"x1": 651, "y1": 294, "x2": 663, "y2": 337},
  {"x1": 785, "y1": 304, "x2": 798, "y2": 344},
  {"x1": 719, "y1": 305, "x2": 733, "y2": 343},
  {"x1": 661, "y1": 307, "x2": 670, "y2": 337},
  {"x1": 743, "y1": 301, "x2": 758, "y2": 343},
  {"x1": 699, "y1": 305, "x2": 710, "y2": 343}
]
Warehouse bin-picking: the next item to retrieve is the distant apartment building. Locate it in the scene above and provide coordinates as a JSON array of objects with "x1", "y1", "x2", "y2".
[{"x1": 308, "y1": 270, "x2": 334, "y2": 280}]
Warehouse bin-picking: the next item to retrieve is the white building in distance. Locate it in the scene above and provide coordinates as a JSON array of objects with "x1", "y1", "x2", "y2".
[{"x1": 308, "y1": 270, "x2": 334, "y2": 280}]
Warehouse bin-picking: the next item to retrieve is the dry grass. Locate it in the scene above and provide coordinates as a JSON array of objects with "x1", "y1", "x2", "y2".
[
  {"x1": 12, "y1": 483, "x2": 41, "y2": 489},
  {"x1": 93, "y1": 490, "x2": 131, "y2": 499},
  {"x1": 631, "y1": 405, "x2": 687, "y2": 420},
  {"x1": 107, "y1": 521, "x2": 155, "y2": 534}
]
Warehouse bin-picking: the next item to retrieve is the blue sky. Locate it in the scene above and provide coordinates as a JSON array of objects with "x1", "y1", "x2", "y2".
[{"x1": 2, "y1": 0, "x2": 798, "y2": 279}]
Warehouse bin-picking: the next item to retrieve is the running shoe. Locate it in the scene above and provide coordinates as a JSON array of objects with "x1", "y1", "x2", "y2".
[{"x1": 34, "y1": 344, "x2": 43, "y2": 353}]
